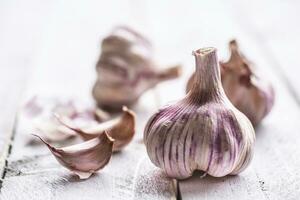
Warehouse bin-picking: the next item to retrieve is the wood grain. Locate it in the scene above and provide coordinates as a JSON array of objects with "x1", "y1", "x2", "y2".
[
  {"x1": 1, "y1": 0, "x2": 300, "y2": 199},
  {"x1": 172, "y1": 0, "x2": 300, "y2": 199},
  {"x1": 0, "y1": 0, "x2": 55, "y2": 181},
  {"x1": 0, "y1": 0, "x2": 177, "y2": 199}
]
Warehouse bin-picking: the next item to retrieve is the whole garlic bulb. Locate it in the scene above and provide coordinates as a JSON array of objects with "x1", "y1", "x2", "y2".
[
  {"x1": 144, "y1": 47, "x2": 255, "y2": 179},
  {"x1": 187, "y1": 40, "x2": 275, "y2": 126},
  {"x1": 92, "y1": 26, "x2": 181, "y2": 110}
]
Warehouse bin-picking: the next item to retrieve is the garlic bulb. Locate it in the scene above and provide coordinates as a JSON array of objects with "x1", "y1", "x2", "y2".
[
  {"x1": 144, "y1": 47, "x2": 255, "y2": 179},
  {"x1": 187, "y1": 40, "x2": 275, "y2": 126},
  {"x1": 56, "y1": 106, "x2": 135, "y2": 151},
  {"x1": 92, "y1": 26, "x2": 181, "y2": 110},
  {"x1": 34, "y1": 132, "x2": 114, "y2": 179}
]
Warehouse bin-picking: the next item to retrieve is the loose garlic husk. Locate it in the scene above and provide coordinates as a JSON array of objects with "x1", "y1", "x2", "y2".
[
  {"x1": 187, "y1": 40, "x2": 275, "y2": 126},
  {"x1": 144, "y1": 47, "x2": 255, "y2": 179},
  {"x1": 23, "y1": 97, "x2": 109, "y2": 142},
  {"x1": 56, "y1": 106, "x2": 135, "y2": 152},
  {"x1": 34, "y1": 132, "x2": 114, "y2": 179},
  {"x1": 92, "y1": 26, "x2": 181, "y2": 110}
]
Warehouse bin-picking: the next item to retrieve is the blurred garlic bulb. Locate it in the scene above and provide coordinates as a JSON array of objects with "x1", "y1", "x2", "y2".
[
  {"x1": 144, "y1": 47, "x2": 255, "y2": 179},
  {"x1": 92, "y1": 26, "x2": 181, "y2": 110},
  {"x1": 187, "y1": 40, "x2": 275, "y2": 126},
  {"x1": 56, "y1": 106, "x2": 135, "y2": 152},
  {"x1": 34, "y1": 132, "x2": 114, "y2": 179}
]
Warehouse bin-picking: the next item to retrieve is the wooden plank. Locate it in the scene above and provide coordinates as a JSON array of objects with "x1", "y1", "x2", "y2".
[
  {"x1": 0, "y1": 0, "x2": 177, "y2": 199},
  {"x1": 1, "y1": 143, "x2": 176, "y2": 200},
  {"x1": 139, "y1": 0, "x2": 300, "y2": 199},
  {"x1": 156, "y1": 1, "x2": 300, "y2": 199},
  {"x1": 0, "y1": 0, "x2": 55, "y2": 182},
  {"x1": 142, "y1": 1, "x2": 267, "y2": 199},
  {"x1": 2, "y1": 0, "x2": 299, "y2": 199}
]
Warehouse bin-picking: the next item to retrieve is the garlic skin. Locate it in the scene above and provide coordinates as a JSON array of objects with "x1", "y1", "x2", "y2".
[
  {"x1": 34, "y1": 132, "x2": 114, "y2": 179},
  {"x1": 186, "y1": 40, "x2": 275, "y2": 126},
  {"x1": 56, "y1": 106, "x2": 135, "y2": 151},
  {"x1": 92, "y1": 26, "x2": 181, "y2": 110},
  {"x1": 23, "y1": 97, "x2": 106, "y2": 142},
  {"x1": 144, "y1": 47, "x2": 255, "y2": 179}
]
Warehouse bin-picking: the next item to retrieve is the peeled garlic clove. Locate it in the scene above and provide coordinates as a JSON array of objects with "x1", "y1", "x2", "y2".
[
  {"x1": 34, "y1": 132, "x2": 114, "y2": 179},
  {"x1": 92, "y1": 26, "x2": 182, "y2": 110},
  {"x1": 186, "y1": 40, "x2": 275, "y2": 126},
  {"x1": 56, "y1": 106, "x2": 136, "y2": 152},
  {"x1": 144, "y1": 47, "x2": 255, "y2": 179}
]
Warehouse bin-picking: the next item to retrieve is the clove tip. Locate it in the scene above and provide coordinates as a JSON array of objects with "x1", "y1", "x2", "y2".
[
  {"x1": 103, "y1": 130, "x2": 115, "y2": 143},
  {"x1": 122, "y1": 106, "x2": 136, "y2": 118},
  {"x1": 31, "y1": 133, "x2": 53, "y2": 149}
]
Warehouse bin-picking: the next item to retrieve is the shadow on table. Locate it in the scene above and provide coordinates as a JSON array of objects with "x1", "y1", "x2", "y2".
[{"x1": 178, "y1": 170, "x2": 244, "y2": 197}]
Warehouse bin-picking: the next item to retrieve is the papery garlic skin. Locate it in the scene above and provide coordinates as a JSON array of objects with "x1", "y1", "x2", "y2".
[
  {"x1": 144, "y1": 48, "x2": 255, "y2": 179},
  {"x1": 219, "y1": 40, "x2": 275, "y2": 126},
  {"x1": 35, "y1": 132, "x2": 114, "y2": 179},
  {"x1": 23, "y1": 97, "x2": 110, "y2": 143},
  {"x1": 92, "y1": 26, "x2": 181, "y2": 110},
  {"x1": 186, "y1": 40, "x2": 275, "y2": 126},
  {"x1": 56, "y1": 106, "x2": 135, "y2": 152}
]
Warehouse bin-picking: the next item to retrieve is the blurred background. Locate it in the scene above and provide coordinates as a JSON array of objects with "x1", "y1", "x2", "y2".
[
  {"x1": 1, "y1": 0, "x2": 299, "y2": 101},
  {"x1": 1, "y1": 0, "x2": 300, "y2": 199}
]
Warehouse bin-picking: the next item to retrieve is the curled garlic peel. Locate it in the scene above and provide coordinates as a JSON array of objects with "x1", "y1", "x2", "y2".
[
  {"x1": 34, "y1": 132, "x2": 114, "y2": 179},
  {"x1": 187, "y1": 40, "x2": 275, "y2": 126},
  {"x1": 56, "y1": 106, "x2": 135, "y2": 152},
  {"x1": 144, "y1": 48, "x2": 255, "y2": 179},
  {"x1": 92, "y1": 26, "x2": 181, "y2": 110},
  {"x1": 23, "y1": 97, "x2": 108, "y2": 142}
]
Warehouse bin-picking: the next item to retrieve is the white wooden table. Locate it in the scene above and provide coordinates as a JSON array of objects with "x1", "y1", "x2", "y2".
[{"x1": 0, "y1": 0, "x2": 299, "y2": 199}]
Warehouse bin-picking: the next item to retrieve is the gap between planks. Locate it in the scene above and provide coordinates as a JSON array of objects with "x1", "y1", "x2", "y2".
[{"x1": 0, "y1": 1, "x2": 179, "y2": 199}]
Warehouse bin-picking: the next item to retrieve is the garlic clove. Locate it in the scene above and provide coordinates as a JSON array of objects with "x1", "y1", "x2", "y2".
[
  {"x1": 94, "y1": 108, "x2": 110, "y2": 122},
  {"x1": 92, "y1": 26, "x2": 182, "y2": 111},
  {"x1": 186, "y1": 40, "x2": 275, "y2": 126},
  {"x1": 23, "y1": 97, "x2": 78, "y2": 142},
  {"x1": 107, "y1": 106, "x2": 136, "y2": 151},
  {"x1": 144, "y1": 47, "x2": 255, "y2": 179},
  {"x1": 32, "y1": 121, "x2": 76, "y2": 142},
  {"x1": 33, "y1": 131, "x2": 114, "y2": 179},
  {"x1": 56, "y1": 106, "x2": 136, "y2": 152},
  {"x1": 219, "y1": 40, "x2": 275, "y2": 126},
  {"x1": 23, "y1": 97, "x2": 111, "y2": 143}
]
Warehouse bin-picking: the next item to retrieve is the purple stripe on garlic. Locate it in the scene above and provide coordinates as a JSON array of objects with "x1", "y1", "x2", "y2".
[
  {"x1": 144, "y1": 47, "x2": 255, "y2": 179},
  {"x1": 186, "y1": 40, "x2": 275, "y2": 126}
]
